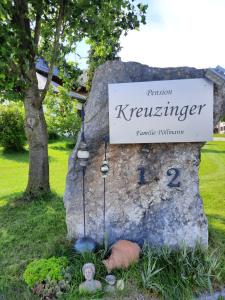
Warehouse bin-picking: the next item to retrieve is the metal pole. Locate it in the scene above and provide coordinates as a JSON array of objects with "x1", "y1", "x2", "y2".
[
  {"x1": 83, "y1": 167, "x2": 86, "y2": 237},
  {"x1": 81, "y1": 106, "x2": 85, "y2": 142},
  {"x1": 104, "y1": 138, "x2": 107, "y2": 160},
  {"x1": 81, "y1": 105, "x2": 86, "y2": 236},
  {"x1": 103, "y1": 136, "x2": 108, "y2": 236},
  {"x1": 103, "y1": 177, "x2": 106, "y2": 235}
]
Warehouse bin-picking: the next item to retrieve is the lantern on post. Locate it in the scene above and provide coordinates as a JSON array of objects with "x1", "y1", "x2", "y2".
[
  {"x1": 74, "y1": 105, "x2": 97, "y2": 254},
  {"x1": 101, "y1": 136, "x2": 109, "y2": 242}
]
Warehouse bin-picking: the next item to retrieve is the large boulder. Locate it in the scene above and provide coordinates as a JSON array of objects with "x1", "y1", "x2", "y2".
[{"x1": 64, "y1": 61, "x2": 225, "y2": 248}]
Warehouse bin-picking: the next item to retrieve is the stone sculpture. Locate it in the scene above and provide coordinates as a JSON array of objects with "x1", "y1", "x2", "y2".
[{"x1": 79, "y1": 263, "x2": 102, "y2": 294}]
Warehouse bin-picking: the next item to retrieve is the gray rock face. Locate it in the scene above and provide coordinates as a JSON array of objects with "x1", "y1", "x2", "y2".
[{"x1": 64, "y1": 61, "x2": 225, "y2": 248}]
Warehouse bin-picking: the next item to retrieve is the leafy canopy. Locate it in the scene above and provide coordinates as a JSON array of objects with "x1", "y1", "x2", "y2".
[{"x1": 0, "y1": 0, "x2": 148, "y2": 100}]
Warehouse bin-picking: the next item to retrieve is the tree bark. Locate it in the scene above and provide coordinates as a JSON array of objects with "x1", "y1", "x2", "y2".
[{"x1": 24, "y1": 71, "x2": 50, "y2": 197}]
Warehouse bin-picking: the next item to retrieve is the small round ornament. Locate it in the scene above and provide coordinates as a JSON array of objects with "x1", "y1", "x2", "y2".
[{"x1": 100, "y1": 160, "x2": 109, "y2": 178}]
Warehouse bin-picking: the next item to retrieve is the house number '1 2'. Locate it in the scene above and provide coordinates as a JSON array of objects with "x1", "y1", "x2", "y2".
[{"x1": 138, "y1": 167, "x2": 181, "y2": 187}]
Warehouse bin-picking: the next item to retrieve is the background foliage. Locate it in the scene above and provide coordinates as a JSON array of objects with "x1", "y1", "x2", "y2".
[
  {"x1": 0, "y1": 0, "x2": 148, "y2": 195},
  {"x1": 86, "y1": 2, "x2": 148, "y2": 89},
  {"x1": 0, "y1": 103, "x2": 26, "y2": 151},
  {"x1": 45, "y1": 87, "x2": 81, "y2": 140},
  {"x1": 0, "y1": 0, "x2": 148, "y2": 100}
]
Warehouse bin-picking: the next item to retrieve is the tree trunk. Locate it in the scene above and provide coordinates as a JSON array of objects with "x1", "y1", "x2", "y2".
[{"x1": 24, "y1": 77, "x2": 50, "y2": 197}]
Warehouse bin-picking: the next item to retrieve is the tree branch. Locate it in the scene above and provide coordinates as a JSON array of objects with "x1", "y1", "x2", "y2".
[
  {"x1": 41, "y1": 0, "x2": 65, "y2": 102},
  {"x1": 34, "y1": 8, "x2": 42, "y2": 48},
  {"x1": 13, "y1": 0, "x2": 35, "y2": 79}
]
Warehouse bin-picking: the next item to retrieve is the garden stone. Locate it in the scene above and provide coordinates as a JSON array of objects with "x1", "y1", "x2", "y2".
[
  {"x1": 64, "y1": 61, "x2": 225, "y2": 248},
  {"x1": 104, "y1": 275, "x2": 116, "y2": 293},
  {"x1": 116, "y1": 279, "x2": 125, "y2": 291}
]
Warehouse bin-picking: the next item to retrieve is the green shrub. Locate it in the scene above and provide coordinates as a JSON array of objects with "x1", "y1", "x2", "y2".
[
  {"x1": 0, "y1": 103, "x2": 26, "y2": 151},
  {"x1": 23, "y1": 257, "x2": 71, "y2": 299},
  {"x1": 23, "y1": 256, "x2": 69, "y2": 288},
  {"x1": 46, "y1": 116, "x2": 60, "y2": 140}
]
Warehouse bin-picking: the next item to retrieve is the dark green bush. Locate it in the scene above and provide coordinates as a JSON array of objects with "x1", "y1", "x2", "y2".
[
  {"x1": 0, "y1": 103, "x2": 26, "y2": 151},
  {"x1": 47, "y1": 123, "x2": 60, "y2": 141}
]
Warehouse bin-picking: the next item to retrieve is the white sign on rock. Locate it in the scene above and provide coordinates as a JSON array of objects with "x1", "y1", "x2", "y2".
[{"x1": 108, "y1": 78, "x2": 213, "y2": 144}]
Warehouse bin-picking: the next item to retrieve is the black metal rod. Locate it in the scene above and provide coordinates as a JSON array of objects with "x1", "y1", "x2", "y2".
[
  {"x1": 104, "y1": 140, "x2": 107, "y2": 160},
  {"x1": 103, "y1": 177, "x2": 106, "y2": 235},
  {"x1": 80, "y1": 105, "x2": 86, "y2": 237},
  {"x1": 82, "y1": 123, "x2": 85, "y2": 142},
  {"x1": 82, "y1": 167, "x2": 86, "y2": 237},
  {"x1": 81, "y1": 105, "x2": 85, "y2": 142},
  {"x1": 103, "y1": 136, "x2": 108, "y2": 236}
]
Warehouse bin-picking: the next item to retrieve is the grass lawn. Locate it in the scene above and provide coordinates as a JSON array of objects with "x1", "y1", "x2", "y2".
[
  {"x1": 213, "y1": 133, "x2": 225, "y2": 138},
  {"x1": 0, "y1": 139, "x2": 224, "y2": 299},
  {"x1": 0, "y1": 139, "x2": 72, "y2": 299},
  {"x1": 199, "y1": 141, "x2": 225, "y2": 260}
]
